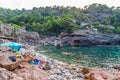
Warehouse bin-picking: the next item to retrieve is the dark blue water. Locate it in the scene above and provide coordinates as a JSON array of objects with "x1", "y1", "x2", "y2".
[{"x1": 36, "y1": 45, "x2": 120, "y2": 68}]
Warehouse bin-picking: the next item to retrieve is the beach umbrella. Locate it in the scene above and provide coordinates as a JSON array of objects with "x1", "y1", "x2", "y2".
[{"x1": 0, "y1": 42, "x2": 22, "y2": 51}]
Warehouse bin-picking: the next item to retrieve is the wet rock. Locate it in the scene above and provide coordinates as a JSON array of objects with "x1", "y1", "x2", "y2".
[
  {"x1": 113, "y1": 65, "x2": 120, "y2": 71},
  {"x1": 81, "y1": 67, "x2": 90, "y2": 74}
]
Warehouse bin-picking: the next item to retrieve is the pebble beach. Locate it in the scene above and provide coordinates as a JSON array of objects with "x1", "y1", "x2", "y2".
[{"x1": 31, "y1": 46, "x2": 84, "y2": 80}]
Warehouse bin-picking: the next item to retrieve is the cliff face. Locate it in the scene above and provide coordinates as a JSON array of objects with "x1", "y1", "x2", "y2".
[
  {"x1": 0, "y1": 24, "x2": 40, "y2": 45},
  {"x1": 61, "y1": 29, "x2": 120, "y2": 46},
  {"x1": 0, "y1": 24, "x2": 14, "y2": 37}
]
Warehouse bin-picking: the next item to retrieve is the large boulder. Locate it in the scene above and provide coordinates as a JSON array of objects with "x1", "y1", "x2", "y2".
[
  {"x1": 0, "y1": 54, "x2": 48, "y2": 80},
  {"x1": 14, "y1": 65, "x2": 48, "y2": 80},
  {"x1": 0, "y1": 54, "x2": 28, "y2": 71},
  {"x1": 0, "y1": 23, "x2": 40, "y2": 45},
  {"x1": 0, "y1": 68, "x2": 23, "y2": 80},
  {"x1": 20, "y1": 32, "x2": 40, "y2": 41},
  {"x1": 0, "y1": 39, "x2": 10, "y2": 44},
  {"x1": 0, "y1": 24, "x2": 13, "y2": 37},
  {"x1": 83, "y1": 68, "x2": 120, "y2": 80}
]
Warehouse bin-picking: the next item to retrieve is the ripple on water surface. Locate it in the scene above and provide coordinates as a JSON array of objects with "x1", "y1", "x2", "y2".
[{"x1": 36, "y1": 45, "x2": 120, "y2": 68}]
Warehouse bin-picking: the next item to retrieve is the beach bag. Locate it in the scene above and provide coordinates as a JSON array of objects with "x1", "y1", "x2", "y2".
[
  {"x1": 8, "y1": 56, "x2": 16, "y2": 62},
  {"x1": 45, "y1": 62, "x2": 51, "y2": 70}
]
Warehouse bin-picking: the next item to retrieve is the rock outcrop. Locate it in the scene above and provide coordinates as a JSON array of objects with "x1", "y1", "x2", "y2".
[
  {"x1": 0, "y1": 24, "x2": 14, "y2": 37},
  {"x1": 14, "y1": 65, "x2": 48, "y2": 80},
  {"x1": 0, "y1": 52, "x2": 48, "y2": 80},
  {"x1": 61, "y1": 32, "x2": 120, "y2": 46},
  {"x1": 0, "y1": 24, "x2": 40, "y2": 45},
  {"x1": 0, "y1": 68, "x2": 23, "y2": 80},
  {"x1": 82, "y1": 68, "x2": 120, "y2": 80}
]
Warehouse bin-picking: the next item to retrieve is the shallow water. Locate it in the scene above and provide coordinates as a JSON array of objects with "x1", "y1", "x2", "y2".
[{"x1": 36, "y1": 45, "x2": 120, "y2": 68}]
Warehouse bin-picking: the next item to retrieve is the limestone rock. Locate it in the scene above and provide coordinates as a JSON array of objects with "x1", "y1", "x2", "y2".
[
  {"x1": 84, "y1": 68, "x2": 120, "y2": 80},
  {"x1": 61, "y1": 33, "x2": 120, "y2": 46},
  {"x1": 14, "y1": 66, "x2": 48, "y2": 80},
  {"x1": 0, "y1": 24, "x2": 13, "y2": 37},
  {"x1": 81, "y1": 67, "x2": 90, "y2": 74},
  {"x1": 0, "y1": 68, "x2": 23, "y2": 80},
  {"x1": 20, "y1": 32, "x2": 40, "y2": 40},
  {"x1": 0, "y1": 23, "x2": 40, "y2": 45}
]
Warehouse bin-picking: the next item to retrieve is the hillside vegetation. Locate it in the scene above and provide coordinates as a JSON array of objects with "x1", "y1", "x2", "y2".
[{"x1": 0, "y1": 3, "x2": 120, "y2": 35}]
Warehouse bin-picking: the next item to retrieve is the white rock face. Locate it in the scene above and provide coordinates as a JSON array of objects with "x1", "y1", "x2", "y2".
[{"x1": 0, "y1": 24, "x2": 13, "y2": 37}]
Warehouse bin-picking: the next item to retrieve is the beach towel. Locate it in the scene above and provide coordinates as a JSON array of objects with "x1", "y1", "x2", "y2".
[{"x1": 34, "y1": 59, "x2": 39, "y2": 65}]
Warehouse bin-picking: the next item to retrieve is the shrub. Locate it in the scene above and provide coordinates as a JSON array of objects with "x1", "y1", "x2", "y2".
[
  {"x1": 13, "y1": 24, "x2": 21, "y2": 29},
  {"x1": 66, "y1": 25, "x2": 83, "y2": 33},
  {"x1": 113, "y1": 26, "x2": 120, "y2": 34},
  {"x1": 93, "y1": 22, "x2": 100, "y2": 25},
  {"x1": 82, "y1": 16, "x2": 87, "y2": 21},
  {"x1": 95, "y1": 26, "x2": 108, "y2": 33}
]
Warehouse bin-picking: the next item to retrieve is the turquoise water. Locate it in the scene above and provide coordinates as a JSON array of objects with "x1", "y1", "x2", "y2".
[{"x1": 36, "y1": 45, "x2": 120, "y2": 68}]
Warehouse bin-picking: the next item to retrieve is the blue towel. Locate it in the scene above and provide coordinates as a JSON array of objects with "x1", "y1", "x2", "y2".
[{"x1": 34, "y1": 59, "x2": 39, "y2": 65}]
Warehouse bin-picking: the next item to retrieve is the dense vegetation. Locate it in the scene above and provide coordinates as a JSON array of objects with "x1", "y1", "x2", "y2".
[{"x1": 0, "y1": 3, "x2": 120, "y2": 35}]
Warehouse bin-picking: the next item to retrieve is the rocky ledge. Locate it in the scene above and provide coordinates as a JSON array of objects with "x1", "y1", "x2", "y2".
[
  {"x1": 61, "y1": 33, "x2": 120, "y2": 46},
  {"x1": 0, "y1": 50, "x2": 48, "y2": 80}
]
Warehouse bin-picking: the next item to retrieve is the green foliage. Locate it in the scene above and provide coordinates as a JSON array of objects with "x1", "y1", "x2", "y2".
[
  {"x1": 13, "y1": 24, "x2": 21, "y2": 29},
  {"x1": 102, "y1": 19, "x2": 108, "y2": 25},
  {"x1": 82, "y1": 15, "x2": 87, "y2": 21},
  {"x1": 0, "y1": 20, "x2": 3, "y2": 24},
  {"x1": 0, "y1": 4, "x2": 120, "y2": 35},
  {"x1": 66, "y1": 25, "x2": 83, "y2": 33},
  {"x1": 95, "y1": 26, "x2": 108, "y2": 33},
  {"x1": 93, "y1": 22, "x2": 100, "y2": 25},
  {"x1": 113, "y1": 27, "x2": 120, "y2": 34}
]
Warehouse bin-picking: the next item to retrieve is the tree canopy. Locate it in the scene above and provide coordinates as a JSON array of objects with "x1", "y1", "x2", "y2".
[{"x1": 0, "y1": 4, "x2": 120, "y2": 35}]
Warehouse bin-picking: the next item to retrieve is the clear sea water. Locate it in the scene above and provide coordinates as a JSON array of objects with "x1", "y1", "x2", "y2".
[{"x1": 36, "y1": 45, "x2": 120, "y2": 68}]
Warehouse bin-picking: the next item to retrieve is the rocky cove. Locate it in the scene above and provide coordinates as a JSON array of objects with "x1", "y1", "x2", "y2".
[
  {"x1": 1, "y1": 24, "x2": 120, "y2": 80},
  {"x1": 1, "y1": 46, "x2": 120, "y2": 80},
  {"x1": 1, "y1": 24, "x2": 120, "y2": 47}
]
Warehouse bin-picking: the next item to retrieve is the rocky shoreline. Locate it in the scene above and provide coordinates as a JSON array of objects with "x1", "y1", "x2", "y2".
[
  {"x1": 32, "y1": 46, "x2": 84, "y2": 80},
  {"x1": 1, "y1": 24, "x2": 120, "y2": 47},
  {"x1": 0, "y1": 45, "x2": 120, "y2": 80},
  {"x1": 1, "y1": 24, "x2": 120, "y2": 80},
  {"x1": 32, "y1": 46, "x2": 120, "y2": 80}
]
